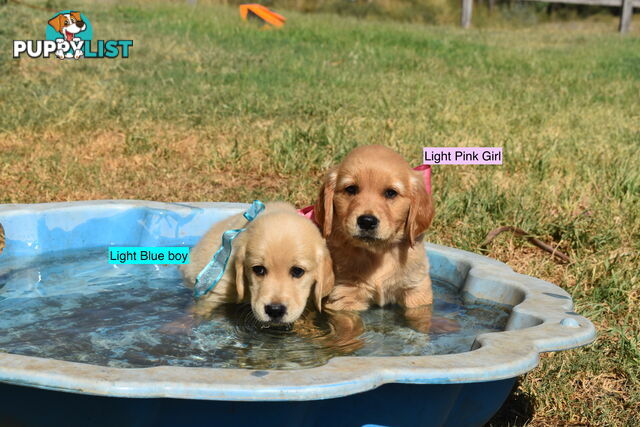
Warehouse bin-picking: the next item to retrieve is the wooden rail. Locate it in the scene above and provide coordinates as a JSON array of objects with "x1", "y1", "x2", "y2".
[{"x1": 461, "y1": 0, "x2": 638, "y2": 32}]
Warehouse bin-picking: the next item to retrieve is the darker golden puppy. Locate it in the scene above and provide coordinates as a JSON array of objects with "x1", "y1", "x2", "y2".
[{"x1": 315, "y1": 145, "x2": 435, "y2": 329}]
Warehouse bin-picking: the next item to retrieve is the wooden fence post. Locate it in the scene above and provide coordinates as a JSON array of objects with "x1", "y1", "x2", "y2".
[
  {"x1": 620, "y1": 0, "x2": 633, "y2": 33},
  {"x1": 461, "y1": 0, "x2": 473, "y2": 28}
]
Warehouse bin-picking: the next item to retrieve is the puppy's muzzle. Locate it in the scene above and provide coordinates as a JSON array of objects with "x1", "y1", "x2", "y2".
[
  {"x1": 77, "y1": 21, "x2": 86, "y2": 29},
  {"x1": 264, "y1": 303, "x2": 287, "y2": 321}
]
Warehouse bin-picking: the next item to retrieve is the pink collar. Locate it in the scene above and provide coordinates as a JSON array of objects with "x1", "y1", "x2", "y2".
[{"x1": 298, "y1": 165, "x2": 431, "y2": 224}]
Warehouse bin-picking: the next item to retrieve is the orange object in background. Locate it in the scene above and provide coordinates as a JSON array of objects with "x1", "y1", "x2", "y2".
[{"x1": 239, "y1": 4, "x2": 286, "y2": 28}]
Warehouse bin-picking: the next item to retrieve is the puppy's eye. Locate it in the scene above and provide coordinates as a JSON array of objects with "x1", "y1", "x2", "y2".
[
  {"x1": 344, "y1": 185, "x2": 359, "y2": 195},
  {"x1": 384, "y1": 189, "x2": 398, "y2": 199},
  {"x1": 64, "y1": 20, "x2": 69, "y2": 25},
  {"x1": 252, "y1": 265, "x2": 267, "y2": 276},
  {"x1": 290, "y1": 266, "x2": 305, "y2": 278}
]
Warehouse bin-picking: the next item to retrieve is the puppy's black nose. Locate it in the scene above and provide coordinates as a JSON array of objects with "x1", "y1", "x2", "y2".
[
  {"x1": 77, "y1": 21, "x2": 85, "y2": 28},
  {"x1": 265, "y1": 303, "x2": 287, "y2": 320},
  {"x1": 357, "y1": 215, "x2": 379, "y2": 230}
]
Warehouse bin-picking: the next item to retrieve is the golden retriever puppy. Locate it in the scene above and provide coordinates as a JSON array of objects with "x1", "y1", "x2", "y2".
[
  {"x1": 315, "y1": 145, "x2": 435, "y2": 327},
  {"x1": 180, "y1": 202, "x2": 334, "y2": 324}
]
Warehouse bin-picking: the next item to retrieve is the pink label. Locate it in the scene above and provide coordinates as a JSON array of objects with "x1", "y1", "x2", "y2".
[{"x1": 423, "y1": 147, "x2": 502, "y2": 165}]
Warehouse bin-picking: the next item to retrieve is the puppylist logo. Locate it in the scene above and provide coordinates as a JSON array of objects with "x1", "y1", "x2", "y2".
[{"x1": 13, "y1": 10, "x2": 133, "y2": 60}]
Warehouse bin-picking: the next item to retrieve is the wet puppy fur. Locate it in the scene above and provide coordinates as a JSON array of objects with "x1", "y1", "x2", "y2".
[
  {"x1": 180, "y1": 202, "x2": 334, "y2": 324},
  {"x1": 315, "y1": 145, "x2": 436, "y2": 330}
]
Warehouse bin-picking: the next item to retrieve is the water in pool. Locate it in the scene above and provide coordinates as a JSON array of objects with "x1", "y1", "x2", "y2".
[{"x1": 0, "y1": 248, "x2": 510, "y2": 369}]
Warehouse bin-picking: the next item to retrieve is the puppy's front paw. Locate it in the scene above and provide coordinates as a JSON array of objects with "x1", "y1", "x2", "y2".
[
  {"x1": 55, "y1": 50, "x2": 64, "y2": 59},
  {"x1": 74, "y1": 50, "x2": 84, "y2": 59},
  {"x1": 404, "y1": 305, "x2": 433, "y2": 333},
  {"x1": 322, "y1": 311, "x2": 365, "y2": 352},
  {"x1": 325, "y1": 299, "x2": 369, "y2": 311},
  {"x1": 326, "y1": 286, "x2": 370, "y2": 311},
  {"x1": 402, "y1": 283, "x2": 433, "y2": 308}
]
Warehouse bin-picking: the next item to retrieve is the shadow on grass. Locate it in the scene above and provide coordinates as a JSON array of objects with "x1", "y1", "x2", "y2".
[{"x1": 486, "y1": 378, "x2": 535, "y2": 426}]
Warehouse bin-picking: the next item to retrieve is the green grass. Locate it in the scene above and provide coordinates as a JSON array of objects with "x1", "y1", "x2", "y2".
[{"x1": 1, "y1": 1, "x2": 639, "y2": 424}]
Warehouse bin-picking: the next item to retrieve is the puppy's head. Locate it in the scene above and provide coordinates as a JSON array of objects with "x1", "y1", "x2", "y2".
[
  {"x1": 316, "y1": 145, "x2": 434, "y2": 249},
  {"x1": 48, "y1": 12, "x2": 86, "y2": 41},
  {"x1": 234, "y1": 206, "x2": 334, "y2": 324}
]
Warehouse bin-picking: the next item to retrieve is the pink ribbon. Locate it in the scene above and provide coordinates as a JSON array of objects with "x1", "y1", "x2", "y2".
[{"x1": 298, "y1": 165, "x2": 432, "y2": 225}]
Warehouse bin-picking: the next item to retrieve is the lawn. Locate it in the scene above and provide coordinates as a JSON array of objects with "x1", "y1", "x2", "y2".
[{"x1": 1, "y1": 0, "x2": 639, "y2": 424}]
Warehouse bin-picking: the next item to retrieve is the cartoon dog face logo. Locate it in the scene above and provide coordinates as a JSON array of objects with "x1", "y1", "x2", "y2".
[
  {"x1": 47, "y1": 11, "x2": 88, "y2": 59},
  {"x1": 48, "y1": 12, "x2": 86, "y2": 41}
]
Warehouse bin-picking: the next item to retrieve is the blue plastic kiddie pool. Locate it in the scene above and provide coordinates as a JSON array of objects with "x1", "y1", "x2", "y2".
[{"x1": 0, "y1": 201, "x2": 596, "y2": 427}]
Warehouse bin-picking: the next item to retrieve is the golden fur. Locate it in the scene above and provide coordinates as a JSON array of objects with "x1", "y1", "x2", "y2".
[
  {"x1": 180, "y1": 202, "x2": 334, "y2": 323},
  {"x1": 315, "y1": 145, "x2": 435, "y2": 328}
]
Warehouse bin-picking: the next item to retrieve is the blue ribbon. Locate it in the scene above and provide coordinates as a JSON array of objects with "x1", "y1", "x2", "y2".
[{"x1": 194, "y1": 200, "x2": 266, "y2": 299}]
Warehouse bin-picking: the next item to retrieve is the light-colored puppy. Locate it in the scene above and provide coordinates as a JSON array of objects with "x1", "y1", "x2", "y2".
[
  {"x1": 180, "y1": 202, "x2": 334, "y2": 324},
  {"x1": 315, "y1": 145, "x2": 435, "y2": 326}
]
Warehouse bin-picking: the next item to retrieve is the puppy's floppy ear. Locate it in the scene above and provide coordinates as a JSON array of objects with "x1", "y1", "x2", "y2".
[
  {"x1": 48, "y1": 14, "x2": 65, "y2": 33},
  {"x1": 314, "y1": 246, "x2": 335, "y2": 312},
  {"x1": 405, "y1": 171, "x2": 435, "y2": 247},
  {"x1": 314, "y1": 168, "x2": 337, "y2": 238},
  {"x1": 233, "y1": 243, "x2": 247, "y2": 303}
]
